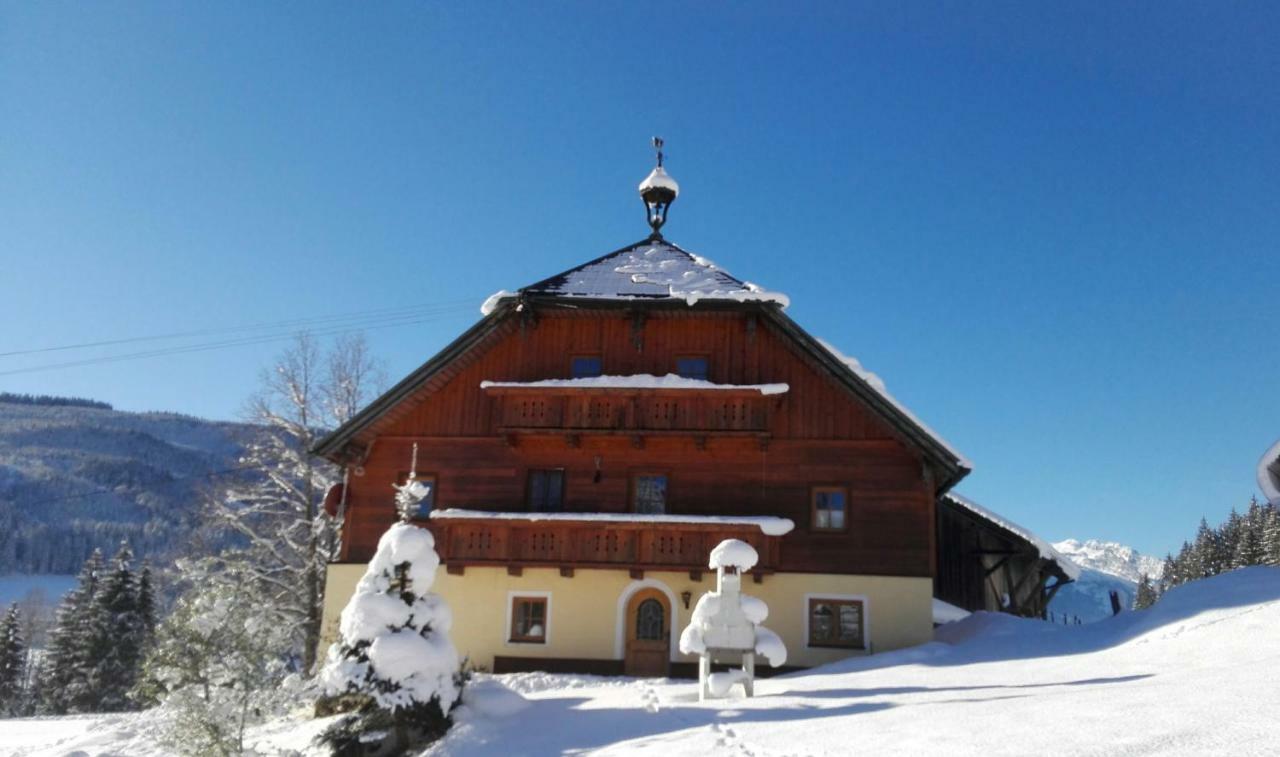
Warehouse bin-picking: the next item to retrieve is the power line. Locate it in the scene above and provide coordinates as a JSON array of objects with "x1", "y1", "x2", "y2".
[
  {"x1": 0, "y1": 297, "x2": 483, "y2": 359},
  {"x1": 0, "y1": 302, "x2": 479, "y2": 377}
]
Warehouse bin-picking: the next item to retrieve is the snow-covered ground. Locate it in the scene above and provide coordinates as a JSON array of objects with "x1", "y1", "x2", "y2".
[{"x1": 3, "y1": 567, "x2": 1277, "y2": 756}]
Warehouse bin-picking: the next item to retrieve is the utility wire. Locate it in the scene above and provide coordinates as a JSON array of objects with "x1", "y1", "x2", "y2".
[
  {"x1": 0, "y1": 297, "x2": 483, "y2": 359},
  {"x1": 0, "y1": 302, "x2": 478, "y2": 377}
]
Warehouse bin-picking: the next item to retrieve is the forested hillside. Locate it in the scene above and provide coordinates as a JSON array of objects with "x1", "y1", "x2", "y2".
[{"x1": 0, "y1": 397, "x2": 255, "y2": 573}]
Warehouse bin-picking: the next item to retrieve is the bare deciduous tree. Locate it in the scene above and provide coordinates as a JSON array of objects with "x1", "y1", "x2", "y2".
[{"x1": 206, "y1": 333, "x2": 382, "y2": 671}]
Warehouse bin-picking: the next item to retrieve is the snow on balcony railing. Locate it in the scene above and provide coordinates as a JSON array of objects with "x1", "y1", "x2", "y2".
[
  {"x1": 429, "y1": 508, "x2": 795, "y2": 537},
  {"x1": 479, "y1": 374, "x2": 789, "y2": 396}
]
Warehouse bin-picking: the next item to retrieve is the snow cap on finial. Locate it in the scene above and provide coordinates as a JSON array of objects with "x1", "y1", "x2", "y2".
[{"x1": 639, "y1": 137, "x2": 679, "y2": 238}]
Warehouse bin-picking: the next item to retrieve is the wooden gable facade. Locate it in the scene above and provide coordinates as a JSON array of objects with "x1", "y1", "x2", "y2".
[{"x1": 316, "y1": 241, "x2": 970, "y2": 583}]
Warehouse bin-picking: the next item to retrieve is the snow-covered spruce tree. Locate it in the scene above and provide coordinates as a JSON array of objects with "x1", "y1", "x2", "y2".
[
  {"x1": 38, "y1": 548, "x2": 106, "y2": 714},
  {"x1": 134, "y1": 562, "x2": 297, "y2": 757},
  {"x1": 1132, "y1": 573, "x2": 1158, "y2": 610},
  {"x1": 1263, "y1": 505, "x2": 1280, "y2": 566},
  {"x1": 0, "y1": 603, "x2": 26, "y2": 716},
  {"x1": 88, "y1": 542, "x2": 148, "y2": 711},
  {"x1": 136, "y1": 560, "x2": 157, "y2": 649},
  {"x1": 1230, "y1": 522, "x2": 1265, "y2": 570},
  {"x1": 318, "y1": 481, "x2": 460, "y2": 755},
  {"x1": 207, "y1": 332, "x2": 382, "y2": 671}
]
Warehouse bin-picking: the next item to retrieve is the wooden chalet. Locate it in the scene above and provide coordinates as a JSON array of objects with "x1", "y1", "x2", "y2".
[{"x1": 313, "y1": 148, "x2": 1063, "y2": 676}]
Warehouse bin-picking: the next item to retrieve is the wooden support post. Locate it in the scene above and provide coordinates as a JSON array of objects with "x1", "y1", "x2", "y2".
[
  {"x1": 446, "y1": 564, "x2": 465, "y2": 576},
  {"x1": 507, "y1": 566, "x2": 523, "y2": 577},
  {"x1": 559, "y1": 566, "x2": 575, "y2": 578},
  {"x1": 630, "y1": 568, "x2": 645, "y2": 580},
  {"x1": 689, "y1": 569, "x2": 703, "y2": 582}
]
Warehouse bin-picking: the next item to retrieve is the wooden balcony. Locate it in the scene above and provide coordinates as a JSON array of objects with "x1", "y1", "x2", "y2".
[
  {"x1": 483, "y1": 386, "x2": 776, "y2": 436},
  {"x1": 425, "y1": 510, "x2": 788, "y2": 576}
]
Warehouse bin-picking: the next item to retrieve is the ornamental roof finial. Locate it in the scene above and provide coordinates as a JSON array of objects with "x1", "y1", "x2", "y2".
[{"x1": 638, "y1": 137, "x2": 679, "y2": 239}]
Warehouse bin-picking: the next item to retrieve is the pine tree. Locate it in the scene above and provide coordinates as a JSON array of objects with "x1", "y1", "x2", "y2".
[
  {"x1": 1231, "y1": 522, "x2": 1265, "y2": 569},
  {"x1": 318, "y1": 486, "x2": 460, "y2": 754},
  {"x1": 1219, "y1": 508, "x2": 1244, "y2": 568},
  {"x1": 91, "y1": 542, "x2": 145, "y2": 711},
  {"x1": 39, "y1": 549, "x2": 106, "y2": 714},
  {"x1": 1191, "y1": 519, "x2": 1222, "y2": 578},
  {"x1": 1159, "y1": 553, "x2": 1179, "y2": 593},
  {"x1": 136, "y1": 560, "x2": 157, "y2": 648},
  {"x1": 0, "y1": 603, "x2": 26, "y2": 716},
  {"x1": 1263, "y1": 505, "x2": 1280, "y2": 566},
  {"x1": 1132, "y1": 574, "x2": 1158, "y2": 610}
]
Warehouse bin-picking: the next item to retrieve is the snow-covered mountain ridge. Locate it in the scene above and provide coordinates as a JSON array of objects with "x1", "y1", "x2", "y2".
[
  {"x1": 1053, "y1": 538, "x2": 1164, "y2": 582},
  {"x1": 0, "y1": 398, "x2": 254, "y2": 574}
]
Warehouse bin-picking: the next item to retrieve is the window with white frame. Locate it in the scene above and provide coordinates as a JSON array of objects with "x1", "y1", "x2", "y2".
[{"x1": 508, "y1": 593, "x2": 550, "y2": 644}]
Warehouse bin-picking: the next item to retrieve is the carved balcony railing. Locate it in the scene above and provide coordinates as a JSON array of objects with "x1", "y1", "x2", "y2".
[
  {"x1": 424, "y1": 510, "x2": 789, "y2": 575},
  {"x1": 482, "y1": 386, "x2": 776, "y2": 436}
]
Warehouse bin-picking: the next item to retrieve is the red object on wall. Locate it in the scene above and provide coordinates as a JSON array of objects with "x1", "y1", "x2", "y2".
[{"x1": 323, "y1": 482, "x2": 347, "y2": 518}]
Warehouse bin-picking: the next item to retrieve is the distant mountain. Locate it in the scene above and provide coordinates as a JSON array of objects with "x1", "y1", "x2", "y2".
[
  {"x1": 0, "y1": 396, "x2": 257, "y2": 574},
  {"x1": 1048, "y1": 539, "x2": 1165, "y2": 623},
  {"x1": 1053, "y1": 539, "x2": 1165, "y2": 583}
]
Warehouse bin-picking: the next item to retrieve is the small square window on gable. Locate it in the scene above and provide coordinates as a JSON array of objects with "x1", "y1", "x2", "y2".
[
  {"x1": 811, "y1": 486, "x2": 848, "y2": 532},
  {"x1": 396, "y1": 471, "x2": 437, "y2": 519},
  {"x1": 675, "y1": 356, "x2": 709, "y2": 381},
  {"x1": 571, "y1": 355, "x2": 603, "y2": 378},
  {"x1": 509, "y1": 595, "x2": 548, "y2": 644}
]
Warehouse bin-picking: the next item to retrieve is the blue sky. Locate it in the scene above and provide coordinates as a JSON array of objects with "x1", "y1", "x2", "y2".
[{"x1": 1, "y1": 3, "x2": 1277, "y2": 556}]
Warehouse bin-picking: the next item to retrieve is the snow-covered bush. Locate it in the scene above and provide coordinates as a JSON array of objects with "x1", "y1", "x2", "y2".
[
  {"x1": 317, "y1": 519, "x2": 461, "y2": 754},
  {"x1": 135, "y1": 571, "x2": 298, "y2": 757}
]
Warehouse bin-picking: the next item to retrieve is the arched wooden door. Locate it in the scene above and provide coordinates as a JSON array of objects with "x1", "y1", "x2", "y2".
[{"x1": 624, "y1": 588, "x2": 671, "y2": 677}]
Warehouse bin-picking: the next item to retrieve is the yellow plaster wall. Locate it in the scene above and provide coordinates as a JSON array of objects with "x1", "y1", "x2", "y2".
[{"x1": 322, "y1": 565, "x2": 932, "y2": 670}]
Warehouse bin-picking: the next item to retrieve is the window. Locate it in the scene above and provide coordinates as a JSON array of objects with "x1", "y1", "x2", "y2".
[
  {"x1": 632, "y1": 473, "x2": 668, "y2": 514},
  {"x1": 571, "y1": 355, "x2": 603, "y2": 378},
  {"x1": 808, "y1": 597, "x2": 865, "y2": 649},
  {"x1": 675, "y1": 356, "x2": 709, "y2": 381},
  {"x1": 635, "y1": 598, "x2": 665, "y2": 640},
  {"x1": 526, "y1": 468, "x2": 565, "y2": 512},
  {"x1": 811, "y1": 486, "x2": 848, "y2": 531},
  {"x1": 396, "y1": 472, "x2": 436, "y2": 519},
  {"x1": 509, "y1": 596, "x2": 548, "y2": 643}
]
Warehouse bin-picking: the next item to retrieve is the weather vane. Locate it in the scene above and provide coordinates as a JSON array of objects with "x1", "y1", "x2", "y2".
[{"x1": 653, "y1": 136, "x2": 665, "y2": 167}]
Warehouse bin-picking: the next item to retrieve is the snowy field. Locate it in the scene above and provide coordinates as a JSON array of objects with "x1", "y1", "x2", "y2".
[{"x1": 3, "y1": 567, "x2": 1277, "y2": 756}]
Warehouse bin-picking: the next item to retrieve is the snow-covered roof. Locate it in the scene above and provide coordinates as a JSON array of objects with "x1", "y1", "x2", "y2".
[
  {"x1": 480, "y1": 238, "x2": 789, "y2": 314},
  {"x1": 943, "y1": 492, "x2": 1081, "y2": 580},
  {"x1": 638, "y1": 166, "x2": 680, "y2": 196},
  {"x1": 817, "y1": 339, "x2": 972, "y2": 469},
  {"x1": 479, "y1": 374, "x2": 789, "y2": 395},
  {"x1": 1257, "y1": 438, "x2": 1280, "y2": 506},
  {"x1": 429, "y1": 508, "x2": 794, "y2": 536}
]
